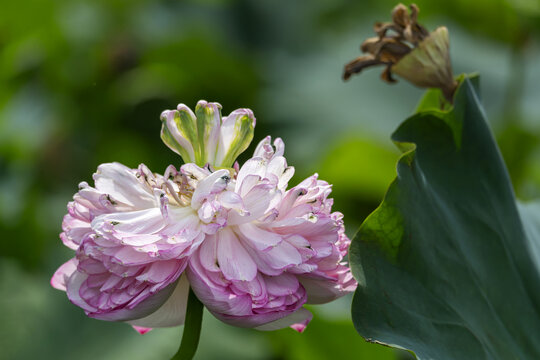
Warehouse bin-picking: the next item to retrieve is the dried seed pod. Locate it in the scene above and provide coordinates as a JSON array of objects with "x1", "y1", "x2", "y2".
[{"x1": 343, "y1": 3, "x2": 457, "y2": 102}]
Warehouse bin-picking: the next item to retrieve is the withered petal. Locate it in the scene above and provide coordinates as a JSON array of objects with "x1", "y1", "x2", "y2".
[
  {"x1": 381, "y1": 65, "x2": 397, "y2": 84},
  {"x1": 409, "y1": 4, "x2": 420, "y2": 23},
  {"x1": 373, "y1": 22, "x2": 400, "y2": 38},
  {"x1": 391, "y1": 3, "x2": 410, "y2": 29},
  {"x1": 361, "y1": 37, "x2": 381, "y2": 53},
  {"x1": 343, "y1": 55, "x2": 389, "y2": 81}
]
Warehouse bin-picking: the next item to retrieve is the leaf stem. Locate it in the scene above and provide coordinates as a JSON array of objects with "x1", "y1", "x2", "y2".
[{"x1": 170, "y1": 288, "x2": 204, "y2": 360}]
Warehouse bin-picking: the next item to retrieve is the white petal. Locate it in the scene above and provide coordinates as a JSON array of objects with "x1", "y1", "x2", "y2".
[
  {"x1": 217, "y1": 191, "x2": 246, "y2": 212},
  {"x1": 66, "y1": 271, "x2": 98, "y2": 312},
  {"x1": 191, "y1": 169, "x2": 230, "y2": 209},
  {"x1": 93, "y1": 163, "x2": 156, "y2": 209},
  {"x1": 255, "y1": 307, "x2": 312, "y2": 331},
  {"x1": 180, "y1": 163, "x2": 211, "y2": 182},
  {"x1": 299, "y1": 276, "x2": 347, "y2": 304},
  {"x1": 188, "y1": 254, "x2": 253, "y2": 316},
  {"x1": 236, "y1": 174, "x2": 261, "y2": 197},
  {"x1": 128, "y1": 275, "x2": 190, "y2": 328},
  {"x1": 267, "y1": 156, "x2": 294, "y2": 190},
  {"x1": 164, "y1": 207, "x2": 200, "y2": 236},
  {"x1": 228, "y1": 184, "x2": 276, "y2": 225},
  {"x1": 235, "y1": 158, "x2": 266, "y2": 192},
  {"x1": 272, "y1": 138, "x2": 285, "y2": 157},
  {"x1": 253, "y1": 136, "x2": 272, "y2": 158},
  {"x1": 91, "y1": 208, "x2": 166, "y2": 242}
]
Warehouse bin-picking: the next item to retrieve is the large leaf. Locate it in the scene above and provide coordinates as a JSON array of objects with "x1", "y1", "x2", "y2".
[{"x1": 349, "y1": 76, "x2": 540, "y2": 360}]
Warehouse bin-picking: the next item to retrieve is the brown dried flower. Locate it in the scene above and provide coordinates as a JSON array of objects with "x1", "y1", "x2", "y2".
[{"x1": 343, "y1": 4, "x2": 457, "y2": 102}]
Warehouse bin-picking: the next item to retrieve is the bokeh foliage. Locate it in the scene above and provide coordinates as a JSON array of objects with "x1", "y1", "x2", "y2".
[{"x1": 0, "y1": 0, "x2": 539, "y2": 359}]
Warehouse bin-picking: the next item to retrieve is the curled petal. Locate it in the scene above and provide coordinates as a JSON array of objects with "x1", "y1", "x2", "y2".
[
  {"x1": 194, "y1": 100, "x2": 222, "y2": 165},
  {"x1": 51, "y1": 258, "x2": 78, "y2": 291},
  {"x1": 160, "y1": 105, "x2": 198, "y2": 164},
  {"x1": 54, "y1": 162, "x2": 209, "y2": 328},
  {"x1": 87, "y1": 277, "x2": 180, "y2": 322},
  {"x1": 215, "y1": 108, "x2": 256, "y2": 168},
  {"x1": 191, "y1": 169, "x2": 230, "y2": 209},
  {"x1": 93, "y1": 163, "x2": 155, "y2": 209},
  {"x1": 209, "y1": 286, "x2": 307, "y2": 328},
  {"x1": 160, "y1": 102, "x2": 255, "y2": 167}
]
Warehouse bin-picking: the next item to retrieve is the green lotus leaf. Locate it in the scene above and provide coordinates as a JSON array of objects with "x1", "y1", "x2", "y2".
[{"x1": 350, "y1": 76, "x2": 540, "y2": 359}]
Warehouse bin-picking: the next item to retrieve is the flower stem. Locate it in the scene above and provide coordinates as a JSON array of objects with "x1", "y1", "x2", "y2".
[{"x1": 170, "y1": 288, "x2": 204, "y2": 360}]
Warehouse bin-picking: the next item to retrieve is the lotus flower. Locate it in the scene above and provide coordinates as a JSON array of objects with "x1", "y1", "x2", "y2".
[
  {"x1": 50, "y1": 162, "x2": 232, "y2": 328},
  {"x1": 186, "y1": 136, "x2": 357, "y2": 331},
  {"x1": 52, "y1": 101, "x2": 356, "y2": 334}
]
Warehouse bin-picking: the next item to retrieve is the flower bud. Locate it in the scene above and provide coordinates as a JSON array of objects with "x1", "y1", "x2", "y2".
[{"x1": 160, "y1": 101, "x2": 256, "y2": 168}]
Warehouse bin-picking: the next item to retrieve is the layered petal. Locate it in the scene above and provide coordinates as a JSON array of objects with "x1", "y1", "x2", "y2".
[
  {"x1": 188, "y1": 240, "x2": 308, "y2": 328},
  {"x1": 184, "y1": 136, "x2": 356, "y2": 331},
  {"x1": 53, "y1": 102, "x2": 355, "y2": 336},
  {"x1": 52, "y1": 162, "x2": 211, "y2": 327}
]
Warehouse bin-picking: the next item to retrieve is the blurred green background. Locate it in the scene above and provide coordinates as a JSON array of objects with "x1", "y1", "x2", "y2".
[{"x1": 1, "y1": 0, "x2": 539, "y2": 359}]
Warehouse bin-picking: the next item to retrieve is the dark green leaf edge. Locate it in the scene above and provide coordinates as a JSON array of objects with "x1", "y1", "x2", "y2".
[
  {"x1": 349, "y1": 75, "x2": 540, "y2": 359},
  {"x1": 351, "y1": 74, "x2": 475, "y2": 267}
]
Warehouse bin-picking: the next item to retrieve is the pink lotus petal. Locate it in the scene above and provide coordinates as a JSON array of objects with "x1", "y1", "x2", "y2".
[
  {"x1": 236, "y1": 222, "x2": 282, "y2": 251},
  {"x1": 132, "y1": 326, "x2": 152, "y2": 335},
  {"x1": 51, "y1": 258, "x2": 78, "y2": 291},
  {"x1": 93, "y1": 163, "x2": 155, "y2": 209},
  {"x1": 264, "y1": 273, "x2": 300, "y2": 297},
  {"x1": 54, "y1": 162, "x2": 211, "y2": 328},
  {"x1": 184, "y1": 138, "x2": 356, "y2": 330},
  {"x1": 191, "y1": 170, "x2": 230, "y2": 209},
  {"x1": 217, "y1": 228, "x2": 257, "y2": 281}
]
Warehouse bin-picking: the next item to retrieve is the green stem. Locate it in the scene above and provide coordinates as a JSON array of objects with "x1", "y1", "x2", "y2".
[{"x1": 170, "y1": 288, "x2": 204, "y2": 360}]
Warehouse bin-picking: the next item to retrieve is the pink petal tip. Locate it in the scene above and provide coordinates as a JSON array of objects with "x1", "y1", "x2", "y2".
[{"x1": 132, "y1": 325, "x2": 152, "y2": 335}]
